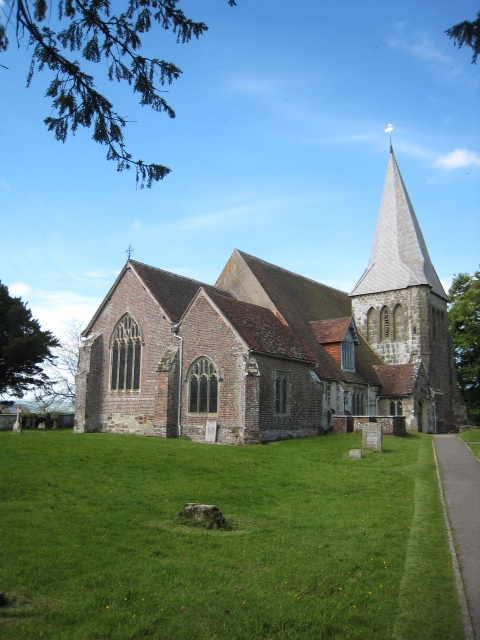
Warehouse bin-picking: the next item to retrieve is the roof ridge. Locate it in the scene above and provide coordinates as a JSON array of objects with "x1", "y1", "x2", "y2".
[{"x1": 236, "y1": 249, "x2": 348, "y2": 295}]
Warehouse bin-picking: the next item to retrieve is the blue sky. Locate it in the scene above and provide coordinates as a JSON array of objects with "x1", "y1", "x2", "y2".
[{"x1": 1, "y1": 0, "x2": 479, "y2": 343}]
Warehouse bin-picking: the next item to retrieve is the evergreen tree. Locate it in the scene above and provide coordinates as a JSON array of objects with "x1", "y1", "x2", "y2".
[
  {"x1": 448, "y1": 271, "x2": 480, "y2": 424},
  {"x1": 0, "y1": 1, "x2": 236, "y2": 187},
  {"x1": 446, "y1": 11, "x2": 480, "y2": 64},
  {"x1": 0, "y1": 282, "x2": 60, "y2": 398}
]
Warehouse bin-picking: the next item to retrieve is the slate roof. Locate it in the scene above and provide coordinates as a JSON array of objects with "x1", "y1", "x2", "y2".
[
  {"x1": 235, "y1": 251, "x2": 382, "y2": 384},
  {"x1": 206, "y1": 290, "x2": 316, "y2": 362},
  {"x1": 310, "y1": 317, "x2": 354, "y2": 344},
  {"x1": 373, "y1": 364, "x2": 417, "y2": 396},
  {"x1": 350, "y1": 150, "x2": 447, "y2": 299}
]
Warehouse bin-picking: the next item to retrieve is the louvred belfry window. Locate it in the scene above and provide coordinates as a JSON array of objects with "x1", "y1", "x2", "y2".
[{"x1": 110, "y1": 314, "x2": 142, "y2": 391}]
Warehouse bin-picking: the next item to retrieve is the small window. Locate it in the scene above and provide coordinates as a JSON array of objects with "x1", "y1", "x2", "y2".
[
  {"x1": 389, "y1": 400, "x2": 396, "y2": 416},
  {"x1": 188, "y1": 357, "x2": 218, "y2": 414},
  {"x1": 110, "y1": 314, "x2": 142, "y2": 391},
  {"x1": 341, "y1": 328, "x2": 356, "y2": 372},
  {"x1": 275, "y1": 371, "x2": 291, "y2": 416}
]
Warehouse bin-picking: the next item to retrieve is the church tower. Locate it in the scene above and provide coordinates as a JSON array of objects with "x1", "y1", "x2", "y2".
[{"x1": 350, "y1": 149, "x2": 465, "y2": 432}]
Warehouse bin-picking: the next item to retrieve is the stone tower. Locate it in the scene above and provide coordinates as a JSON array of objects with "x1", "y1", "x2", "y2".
[{"x1": 350, "y1": 149, "x2": 465, "y2": 432}]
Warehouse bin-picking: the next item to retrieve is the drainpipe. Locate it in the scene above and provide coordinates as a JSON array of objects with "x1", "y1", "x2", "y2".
[
  {"x1": 375, "y1": 395, "x2": 379, "y2": 417},
  {"x1": 172, "y1": 323, "x2": 183, "y2": 437}
]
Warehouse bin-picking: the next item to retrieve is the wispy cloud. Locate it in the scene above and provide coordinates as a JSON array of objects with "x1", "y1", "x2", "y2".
[
  {"x1": 388, "y1": 24, "x2": 457, "y2": 69},
  {"x1": 0, "y1": 178, "x2": 10, "y2": 190},
  {"x1": 435, "y1": 148, "x2": 480, "y2": 170}
]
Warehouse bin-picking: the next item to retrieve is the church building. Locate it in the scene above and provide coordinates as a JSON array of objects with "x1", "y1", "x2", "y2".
[{"x1": 74, "y1": 150, "x2": 466, "y2": 442}]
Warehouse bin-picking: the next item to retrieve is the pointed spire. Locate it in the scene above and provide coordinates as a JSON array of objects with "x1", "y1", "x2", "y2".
[{"x1": 350, "y1": 151, "x2": 447, "y2": 299}]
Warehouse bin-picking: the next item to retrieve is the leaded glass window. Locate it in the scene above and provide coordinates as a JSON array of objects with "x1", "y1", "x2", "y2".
[
  {"x1": 275, "y1": 371, "x2": 291, "y2": 416},
  {"x1": 188, "y1": 357, "x2": 218, "y2": 414},
  {"x1": 110, "y1": 314, "x2": 142, "y2": 391}
]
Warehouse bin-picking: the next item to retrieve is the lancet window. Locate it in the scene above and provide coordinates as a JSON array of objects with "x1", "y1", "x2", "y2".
[{"x1": 275, "y1": 371, "x2": 291, "y2": 416}]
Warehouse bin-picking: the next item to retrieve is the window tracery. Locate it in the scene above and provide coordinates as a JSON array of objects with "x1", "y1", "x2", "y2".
[
  {"x1": 188, "y1": 357, "x2": 218, "y2": 414},
  {"x1": 110, "y1": 314, "x2": 142, "y2": 391}
]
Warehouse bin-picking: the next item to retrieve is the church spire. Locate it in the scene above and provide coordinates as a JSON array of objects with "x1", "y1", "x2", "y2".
[{"x1": 350, "y1": 151, "x2": 447, "y2": 300}]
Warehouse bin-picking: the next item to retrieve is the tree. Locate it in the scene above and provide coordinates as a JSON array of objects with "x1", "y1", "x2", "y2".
[
  {"x1": 0, "y1": 1, "x2": 236, "y2": 188},
  {"x1": 33, "y1": 318, "x2": 83, "y2": 412},
  {"x1": 0, "y1": 282, "x2": 60, "y2": 399},
  {"x1": 448, "y1": 271, "x2": 480, "y2": 425},
  {"x1": 446, "y1": 11, "x2": 480, "y2": 64}
]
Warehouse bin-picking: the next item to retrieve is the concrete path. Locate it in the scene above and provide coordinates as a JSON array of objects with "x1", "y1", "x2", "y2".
[{"x1": 434, "y1": 435, "x2": 480, "y2": 640}]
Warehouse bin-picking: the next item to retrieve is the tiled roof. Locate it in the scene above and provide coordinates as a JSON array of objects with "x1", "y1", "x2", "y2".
[
  {"x1": 207, "y1": 290, "x2": 316, "y2": 362},
  {"x1": 236, "y1": 251, "x2": 382, "y2": 383},
  {"x1": 350, "y1": 151, "x2": 447, "y2": 299},
  {"x1": 131, "y1": 260, "x2": 233, "y2": 322},
  {"x1": 373, "y1": 364, "x2": 417, "y2": 396},
  {"x1": 310, "y1": 317, "x2": 352, "y2": 343}
]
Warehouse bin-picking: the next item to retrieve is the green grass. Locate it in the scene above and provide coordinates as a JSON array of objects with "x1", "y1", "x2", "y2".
[
  {"x1": 0, "y1": 431, "x2": 462, "y2": 640},
  {"x1": 458, "y1": 428, "x2": 480, "y2": 442}
]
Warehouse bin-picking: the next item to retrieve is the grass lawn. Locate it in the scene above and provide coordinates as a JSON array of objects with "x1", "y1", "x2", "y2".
[
  {"x1": 0, "y1": 431, "x2": 462, "y2": 640},
  {"x1": 458, "y1": 428, "x2": 480, "y2": 443}
]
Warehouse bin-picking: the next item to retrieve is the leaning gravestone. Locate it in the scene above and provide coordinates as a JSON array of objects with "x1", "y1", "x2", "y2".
[
  {"x1": 363, "y1": 423, "x2": 382, "y2": 451},
  {"x1": 178, "y1": 503, "x2": 225, "y2": 529},
  {"x1": 37, "y1": 422, "x2": 46, "y2": 430}
]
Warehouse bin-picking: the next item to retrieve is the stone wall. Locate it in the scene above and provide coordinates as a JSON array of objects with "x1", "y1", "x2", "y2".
[
  {"x1": 0, "y1": 415, "x2": 16, "y2": 431},
  {"x1": 332, "y1": 415, "x2": 406, "y2": 436}
]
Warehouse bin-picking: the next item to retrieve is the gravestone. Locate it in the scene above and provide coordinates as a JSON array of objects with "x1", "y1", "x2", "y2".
[
  {"x1": 363, "y1": 423, "x2": 382, "y2": 451},
  {"x1": 349, "y1": 449, "x2": 362, "y2": 459},
  {"x1": 205, "y1": 419, "x2": 217, "y2": 443},
  {"x1": 38, "y1": 422, "x2": 46, "y2": 430}
]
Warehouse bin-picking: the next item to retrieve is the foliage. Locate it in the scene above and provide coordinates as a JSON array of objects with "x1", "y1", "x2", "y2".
[
  {"x1": 0, "y1": 1, "x2": 236, "y2": 188},
  {"x1": 446, "y1": 11, "x2": 480, "y2": 64},
  {"x1": 0, "y1": 431, "x2": 462, "y2": 639},
  {"x1": 449, "y1": 271, "x2": 480, "y2": 424},
  {"x1": 0, "y1": 282, "x2": 59, "y2": 399},
  {"x1": 32, "y1": 318, "x2": 82, "y2": 412}
]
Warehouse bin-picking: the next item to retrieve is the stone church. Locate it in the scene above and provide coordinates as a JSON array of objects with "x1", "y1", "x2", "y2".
[{"x1": 74, "y1": 150, "x2": 466, "y2": 443}]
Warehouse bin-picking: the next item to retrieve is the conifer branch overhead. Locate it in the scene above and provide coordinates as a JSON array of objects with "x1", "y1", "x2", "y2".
[{"x1": 0, "y1": 1, "x2": 236, "y2": 187}]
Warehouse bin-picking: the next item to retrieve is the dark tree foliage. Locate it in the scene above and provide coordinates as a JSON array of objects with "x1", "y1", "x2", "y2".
[
  {"x1": 446, "y1": 11, "x2": 480, "y2": 64},
  {"x1": 448, "y1": 271, "x2": 480, "y2": 425},
  {"x1": 0, "y1": 1, "x2": 236, "y2": 187},
  {"x1": 0, "y1": 282, "x2": 60, "y2": 398}
]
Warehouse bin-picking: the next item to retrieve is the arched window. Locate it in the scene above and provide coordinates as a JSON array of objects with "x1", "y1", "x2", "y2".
[
  {"x1": 389, "y1": 400, "x2": 396, "y2": 415},
  {"x1": 341, "y1": 328, "x2": 356, "y2": 372},
  {"x1": 381, "y1": 306, "x2": 389, "y2": 340},
  {"x1": 367, "y1": 307, "x2": 376, "y2": 342},
  {"x1": 110, "y1": 314, "x2": 142, "y2": 390},
  {"x1": 393, "y1": 304, "x2": 405, "y2": 341},
  {"x1": 396, "y1": 400, "x2": 403, "y2": 416},
  {"x1": 188, "y1": 357, "x2": 218, "y2": 414}
]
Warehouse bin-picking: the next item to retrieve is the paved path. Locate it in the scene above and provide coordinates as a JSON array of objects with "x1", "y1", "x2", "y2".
[{"x1": 434, "y1": 435, "x2": 480, "y2": 640}]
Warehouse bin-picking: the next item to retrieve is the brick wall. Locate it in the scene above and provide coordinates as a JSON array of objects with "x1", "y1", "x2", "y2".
[{"x1": 75, "y1": 266, "x2": 173, "y2": 435}]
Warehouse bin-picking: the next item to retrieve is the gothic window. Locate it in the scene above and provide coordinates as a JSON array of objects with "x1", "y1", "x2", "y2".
[
  {"x1": 396, "y1": 400, "x2": 403, "y2": 416},
  {"x1": 389, "y1": 399, "x2": 403, "y2": 415},
  {"x1": 275, "y1": 371, "x2": 291, "y2": 416},
  {"x1": 341, "y1": 328, "x2": 356, "y2": 372},
  {"x1": 110, "y1": 314, "x2": 142, "y2": 391},
  {"x1": 188, "y1": 357, "x2": 218, "y2": 414},
  {"x1": 393, "y1": 304, "x2": 405, "y2": 340},
  {"x1": 367, "y1": 307, "x2": 376, "y2": 341},
  {"x1": 381, "y1": 307, "x2": 389, "y2": 340}
]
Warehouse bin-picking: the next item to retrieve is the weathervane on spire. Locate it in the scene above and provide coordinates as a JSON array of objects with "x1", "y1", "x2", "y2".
[
  {"x1": 385, "y1": 123, "x2": 394, "y2": 152},
  {"x1": 126, "y1": 244, "x2": 134, "y2": 260}
]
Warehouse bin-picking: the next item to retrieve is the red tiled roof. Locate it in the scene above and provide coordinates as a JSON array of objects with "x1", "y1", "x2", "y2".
[
  {"x1": 373, "y1": 364, "x2": 416, "y2": 396},
  {"x1": 207, "y1": 290, "x2": 316, "y2": 362},
  {"x1": 236, "y1": 251, "x2": 382, "y2": 384},
  {"x1": 310, "y1": 317, "x2": 352, "y2": 343}
]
